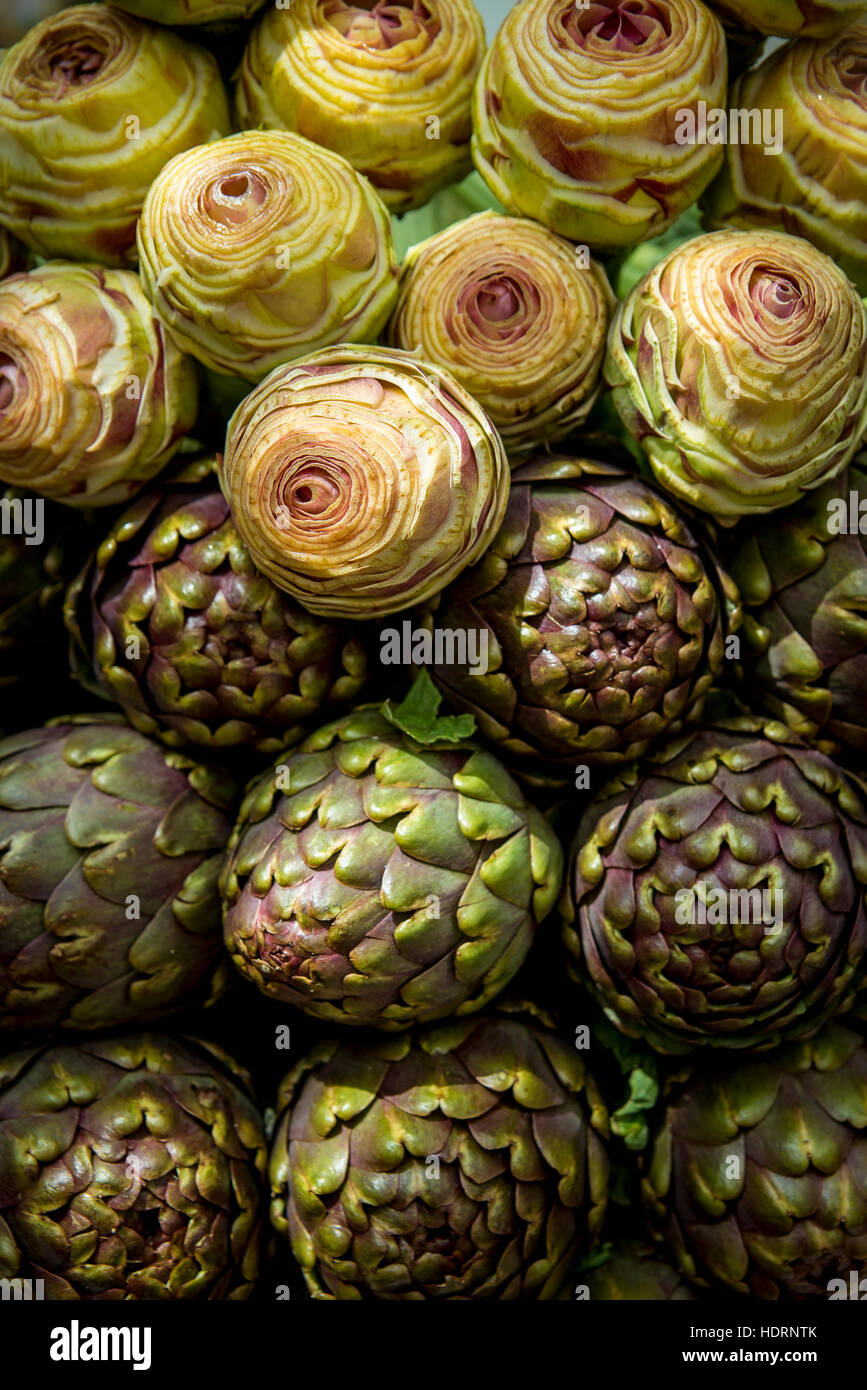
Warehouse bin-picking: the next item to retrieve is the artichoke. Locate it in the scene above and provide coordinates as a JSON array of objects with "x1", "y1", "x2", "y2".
[
  {"x1": 704, "y1": 21, "x2": 867, "y2": 295},
  {"x1": 235, "y1": 0, "x2": 484, "y2": 214},
  {"x1": 65, "y1": 454, "x2": 369, "y2": 756},
  {"x1": 707, "y1": 0, "x2": 866, "y2": 37},
  {"x1": 423, "y1": 444, "x2": 739, "y2": 770},
  {"x1": 137, "y1": 131, "x2": 399, "y2": 384},
  {"x1": 0, "y1": 717, "x2": 236, "y2": 1037},
  {"x1": 731, "y1": 451, "x2": 867, "y2": 754},
  {"x1": 387, "y1": 212, "x2": 614, "y2": 453},
  {"x1": 471, "y1": 0, "x2": 728, "y2": 248},
  {"x1": 219, "y1": 346, "x2": 509, "y2": 619},
  {"x1": 0, "y1": 229, "x2": 24, "y2": 280},
  {"x1": 644, "y1": 1021, "x2": 867, "y2": 1297},
  {"x1": 605, "y1": 229, "x2": 867, "y2": 522},
  {"x1": 0, "y1": 263, "x2": 198, "y2": 508},
  {"x1": 0, "y1": 4, "x2": 231, "y2": 267},
  {"x1": 0, "y1": 1032, "x2": 266, "y2": 1299},
  {"x1": 584, "y1": 1240, "x2": 698, "y2": 1300},
  {"x1": 562, "y1": 717, "x2": 867, "y2": 1053},
  {"x1": 111, "y1": 0, "x2": 266, "y2": 21},
  {"x1": 269, "y1": 1011, "x2": 609, "y2": 1298},
  {"x1": 220, "y1": 693, "x2": 563, "y2": 1028}
]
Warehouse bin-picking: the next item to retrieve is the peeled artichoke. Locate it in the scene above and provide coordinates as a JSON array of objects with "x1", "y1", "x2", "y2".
[
  {"x1": 708, "y1": 0, "x2": 866, "y2": 37},
  {"x1": 220, "y1": 346, "x2": 509, "y2": 619},
  {"x1": 388, "y1": 212, "x2": 613, "y2": 453},
  {"x1": 0, "y1": 3, "x2": 231, "y2": 266}
]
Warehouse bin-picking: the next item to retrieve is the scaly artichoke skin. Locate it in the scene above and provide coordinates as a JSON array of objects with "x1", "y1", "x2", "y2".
[
  {"x1": 235, "y1": 0, "x2": 484, "y2": 214},
  {"x1": 605, "y1": 229, "x2": 867, "y2": 523},
  {"x1": 707, "y1": 0, "x2": 866, "y2": 37},
  {"x1": 137, "y1": 131, "x2": 399, "y2": 383},
  {"x1": 731, "y1": 452, "x2": 867, "y2": 753},
  {"x1": 471, "y1": 0, "x2": 727, "y2": 249},
  {"x1": 562, "y1": 717, "x2": 867, "y2": 1054},
  {"x1": 220, "y1": 345, "x2": 509, "y2": 619},
  {"x1": 425, "y1": 444, "x2": 739, "y2": 769},
  {"x1": 0, "y1": 264, "x2": 198, "y2": 508},
  {"x1": 388, "y1": 212, "x2": 614, "y2": 453},
  {"x1": 270, "y1": 1013, "x2": 609, "y2": 1298},
  {"x1": 704, "y1": 22, "x2": 867, "y2": 295},
  {"x1": 221, "y1": 706, "x2": 563, "y2": 1028},
  {"x1": 644, "y1": 1022, "x2": 867, "y2": 1297},
  {"x1": 65, "y1": 454, "x2": 369, "y2": 756},
  {"x1": 0, "y1": 1033, "x2": 266, "y2": 1299},
  {"x1": 111, "y1": 0, "x2": 266, "y2": 21},
  {"x1": 0, "y1": 4, "x2": 231, "y2": 267},
  {"x1": 0, "y1": 717, "x2": 236, "y2": 1038},
  {"x1": 584, "y1": 1240, "x2": 698, "y2": 1300}
]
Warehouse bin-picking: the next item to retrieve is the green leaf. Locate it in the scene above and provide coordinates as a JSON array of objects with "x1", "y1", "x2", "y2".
[
  {"x1": 609, "y1": 204, "x2": 704, "y2": 299},
  {"x1": 391, "y1": 172, "x2": 508, "y2": 263},
  {"x1": 382, "y1": 669, "x2": 476, "y2": 745}
]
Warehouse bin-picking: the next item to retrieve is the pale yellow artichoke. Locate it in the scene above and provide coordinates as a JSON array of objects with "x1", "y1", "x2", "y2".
[
  {"x1": 220, "y1": 346, "x2": 509, "y2": 618},
  {"x1": 0, "y1": 263, "x2": 198, "y2": 507},
  {"x1": 0, "y1": 4, "x2": 231, "y2": 267},
  {"x1": 709, "y1": 0, "x2": 866, "y2": 37},
  {"x1": 472, "y1": 0, "x2": 728, "y2": 248},
  {"x1": 388, "y1": 212, "x2": 614, "y2": 452},
  {"x1": 137, "y1": 132, "x2": 399, "y2": 383},
  {"x1": 235, "y1": 0, "x2": 484, "y2": 213}
]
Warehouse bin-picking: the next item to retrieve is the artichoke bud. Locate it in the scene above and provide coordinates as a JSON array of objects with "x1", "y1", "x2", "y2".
[{"x1": 707, "y1": 0, "x2": 866, "y2": 37}]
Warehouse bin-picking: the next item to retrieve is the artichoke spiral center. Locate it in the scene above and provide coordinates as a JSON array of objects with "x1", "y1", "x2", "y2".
[
  {"x1": 39, "y1": 38, "x2": 107, "y2": 92},
  {"x1": 325, "y1": 0, "x2": 438, "y2": 49},
  {"x1": 204, "y1": 170, "x2": 269, "y2": 228},
  {"x1": 0, "y1": 355, "x2": 22, "y2": 412},
  {"x1": 839, "y1": 52, "x2": 867, "y2": 97},
  {"x1": 568, "y1": 0, "x2": 671, "y2": 49},
  {"x1": 749, "y1": 268, "x2": 801, "y2": 320},
  {"x1": 282, "y1": 467, "x2": 342, "y2": 519}
]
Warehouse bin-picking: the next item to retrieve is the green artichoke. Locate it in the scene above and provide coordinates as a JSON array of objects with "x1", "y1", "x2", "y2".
[
  {"x1": 423, "y1": 443, "x2": 739, "y2": 770},
  {"x1": 0, "y1": 1032, "x2": 266, "y2": 1299},
  {"x1": 0, "y1": 263, "x2": 198, "y2": 508},
  {"x1": 731, "y1": 451, "x2": 867, "y2": 753},
  {"x1": 137, "y1": 131, "x2": 399, "y2": 384},
  {"x1": 644, "y1": 1021, "x2": 867, "y2": 1297},
  {"x1": 704, "y1": 21, "x2": 867, "y2": 295},
  {"x1": 235, "y1": 0, "x2": 484, "y2": 214},
  {"x1": 65, "y1": 454, "x2": 369, "y2": 756},
  {"x1": 707, "y1": 0, "x2": 866, "y2": 37},
  {"x1": 471, "y1": 0, "x2": 728, "y2": 248},
  {"x1": 584, "y1": 1240, "x2": 698, "y2": 1300},
  {"x1": 219, "y1": 346, "x2": 509, "y2": 619},
  {"x1": 606, "y1": 229, "x2": 867, "y2": 522},
  {"x1": 0, "y1": 717, "x2": 236, "y2": 1037},
  {"x1": 269, "y1": 1011, "x2": 609, "y2": 1298},
  {"x1": 220, "y1": 691, "x2": 563, "y2": 1028},
  {"x1": 387, "y1": 212, "x2": 614, "y2": 453},
  {"x1": 562, "y1": 717, "x2": 867, "y2": 1053},
  {"x1": 0, "y1": 4, "x2": 231, "y2": 266}
]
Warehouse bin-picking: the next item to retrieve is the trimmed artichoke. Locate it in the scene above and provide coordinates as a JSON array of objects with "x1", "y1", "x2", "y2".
[
  {"x1": 235, "y1": 0, "x2": 484, "y2": 214},
  {"x1": 424, "y1": 444, "x2": 739, "y2": 769},
  {"x1": 0, "y1": 4, "x2": 231, "y2": 267},
  {"x1": 562, "y1": 717, "x2": 867, "y2": 1053},
  {"x1": 112, "y1": 0, "x2": 266, "y2": 21},
  {"x1": 388, "y1": 212, "x2": 614, "y2": 453},
  {"x1": 0, "y1": 263, "x2": 198, "y2": 508},
  {"x1": 0, "y1": 717, "x2": 236, "y2": 1037},
  {"x1": 220, "y1": 701, "x2": 563, "y2": 1028},
  {"x1": 731, "y1": 451, "x2": 867, "y2": 753},
  {"x1": 137, "y1": 131, "x2": 399, "y2": 383},
  {"x1": 471, "y1": 0, "x2": 728, "y2": 248},
  {"x1": 584, "y1": 1240, "x2": 698, "y2": 1300},
  {"x1": 704, "y1": 22, "x2": 867, "y2": 295},
  {"x1": 220, "y1": 346, "x2": 509, "y2": 619},
  {"x1": 65, "y1": 454, "x2": 369, "y2": 756},
  {"x1": 707, "y1": 0, "x2": 866, "y2": 37},
  {"x1": 606, "y1": 229, "x2": 867, "y2": 522},
  {"x1": 270, "y1": 1011, "x2": 609, "y2": 1298},
  {"x1": 0, "y1": 1033, "x2": 266, "y2": 1299},
  {"x1": 644, "y1": 1021, "x2": 867, "y2": 1297}
]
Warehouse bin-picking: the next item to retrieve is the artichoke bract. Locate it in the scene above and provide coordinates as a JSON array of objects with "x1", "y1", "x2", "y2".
[
  {"x1": 0, "y1": 4, "x2": 231, "y2": 267},
  {"x1": 704, "y1": 21, "x2": 867, "y2": 295},
  {"x1": 424, "y1": 444, "x2": 739, "y2": 769},
  {"x1": 644, "y1": 1022, "x2": 867, "y2": 1297},
  {"x1": 731, "y1": 451, "x2": 867, "y2": 753},
  {"x1": 584, "y1": 1241, "x2": 697, "y2": 1300},
  {"x1": 112, "y1": 0, "x2": 266, "y2": 20},
  {"x1": 0, "y1": 263, "x2": 198, "y2": 508},
  {"x1": 388, "y1": 212, "x2": 614, "y2": 453},
  {"x1": 0, "y1": 717, "x2": 236, "y2": 1037},
  {"x1": 562, "y1": 718, "x2": 867, "y2": 1053},
  {"x1": 65, "y1": 454, "x2": 369, "y2": 756},
  {"x1": 471, "y1": 0, "x2": 727, "y2": 248},
  {"x1": 137, "y1": 131, "x2": 399, "y2": 384},
  {"x1": 220, "y1": 346, "x2": 509, "y2": 619},
  {"x1": 707, "y1": 0, "x2": 866, "y2": 37},
  {"x1": 0, "y1": 1033, "x2": 266, "y2": 1299},
  {"x1": 235, "y1": 0, "x2": 484, "y2": 214},
  {"x1": 270, "y1": 1012, "x2": 609, "y2": 1298},
  {"x1": 606, "y1": 229, "x2": 867, "y2": 522},
  {"x1": 221, "y1": 700, "x2": 563, "y2": 1028}
]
